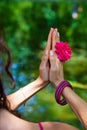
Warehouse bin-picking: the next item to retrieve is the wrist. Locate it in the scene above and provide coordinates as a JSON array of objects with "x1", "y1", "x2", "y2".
[
  {"x1": 55, "y1": 80, "x2": 73, "y2": 105},
  {"x1": 53, "y1": 79, "x2": 64, "y2": 89},
  {"x1": 36, "y1": 76, "x2": 49, "y2": 88}
]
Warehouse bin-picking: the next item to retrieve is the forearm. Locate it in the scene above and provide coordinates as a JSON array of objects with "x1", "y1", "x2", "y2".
[
  {"x1": 62, "y1": 87, "x2": 87, "y2": 129},
  {"x1": 7, "y1": 77, "x2": 49, "y2": 110}
]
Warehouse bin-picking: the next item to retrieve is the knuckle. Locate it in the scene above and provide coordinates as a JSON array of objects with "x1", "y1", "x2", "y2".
[
  {"x1": 39, "y1": 65, "x2": 43, "y2": 70},
  {"x1": 50, "y1": 67, "x2": 56, "y2": 73},
  {"x1": 52, "y1": 69, "x2": 56, "y2": 73},
  {"x1": 50, "y1": 57, "x2": 55, "y2": 62},
  {"x1": 39, "y1": 66, "x2": 43, "y2": 70},
  {"x1": 39, "y1": 65, "x2": 45, "y2": 71},
  {"x1": 43, "y1": 55, "x2": 48, "y2": 61}
]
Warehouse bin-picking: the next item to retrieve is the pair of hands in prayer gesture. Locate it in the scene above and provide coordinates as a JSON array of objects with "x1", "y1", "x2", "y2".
[
  {"x1": 39, "y1": 28, "x2": 64, "y2": 88},
  {"x1": 7, "y1": 28, "x2": 87, "y2": 129}
]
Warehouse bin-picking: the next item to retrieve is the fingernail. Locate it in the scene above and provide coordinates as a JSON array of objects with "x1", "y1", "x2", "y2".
[
  {"x1": 45, "y1": 50, "x2": 48, "y2": 55},
  {"x1": 57, "y1": 32, "x2": 59, "y2": 37},
  {"x1": 50, "y1": 50, "x2": 54, "y2": 56},
  {"x1": 51, "y1": 27, "x2": 53, "y2": 30},
  {"x1": 55, "y1": 28, "x2": 57, "y2": 32}
]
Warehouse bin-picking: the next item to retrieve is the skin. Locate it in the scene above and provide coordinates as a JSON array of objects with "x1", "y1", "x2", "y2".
[
  {"x1": 39, "y1": 28, "x2": 79, "y2": 130},
  {"x1": 0, "y1": 28, "x2": 80, "y2": 130},
  {"x1": 7, "y1": 28, "x2": 54, "y2": 110},
  {"x1": 7, "y1": 78, "x2": 49, "y2": 110},
  {"x1": 46, "y1": 29, "x2": 87, "y2": 130}
]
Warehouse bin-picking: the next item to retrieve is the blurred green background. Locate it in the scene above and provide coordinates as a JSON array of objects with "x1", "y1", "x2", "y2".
[{"x1": 0, "y1": 0, "x2": 87, "y2": 129}]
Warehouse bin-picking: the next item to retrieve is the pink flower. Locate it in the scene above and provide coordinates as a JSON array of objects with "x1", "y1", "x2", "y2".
[{"x1": 55, "y1": 41, "x2": 72, "y2": 62}]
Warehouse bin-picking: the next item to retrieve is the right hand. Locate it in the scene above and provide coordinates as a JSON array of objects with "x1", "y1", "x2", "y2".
[{"x1": 49, "y1": 30, "x2": 64, "y2": 88}]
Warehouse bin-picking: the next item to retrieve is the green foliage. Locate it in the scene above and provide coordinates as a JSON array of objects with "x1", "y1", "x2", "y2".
[
  {"x1": 64, "y1": 54, "x2": 87, "y2": 84},
  {"x1": 0, "y1": 1, "x2": 87, "y2": 129}
]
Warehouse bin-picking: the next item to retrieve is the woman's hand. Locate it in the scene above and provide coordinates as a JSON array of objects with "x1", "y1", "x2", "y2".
[
  {"x1": 39, "y1": 28, "x2": 54, "y2": 82},
  {"x1": 49, "y1": 30, "x2": 64, "y2": 88}
]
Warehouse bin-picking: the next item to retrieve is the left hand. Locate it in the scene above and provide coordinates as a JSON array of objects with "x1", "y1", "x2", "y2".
[{"x1": 39, "y1": 28, "x2": 54, "y2": 82}]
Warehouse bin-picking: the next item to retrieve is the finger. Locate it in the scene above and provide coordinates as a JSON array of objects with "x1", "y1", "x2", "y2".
[
  {"x1": 52, "y1": 29, "x2": 60, "y2": 51},
  {"x1": 49, "y1": 50, "x2": 56, "y2": 68},
  {"x1": 45, "y1": 28, "x2": 54, "y2": 51},
  {"x1": 41, "y1": 50, "x2": 49, "y2": 67},
  {"x1": 56, "y1": 32, "x2": 60, "y2": 42},
  {"x1": 52, "y1": 29, "x2": 57, "y2": 51}
]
